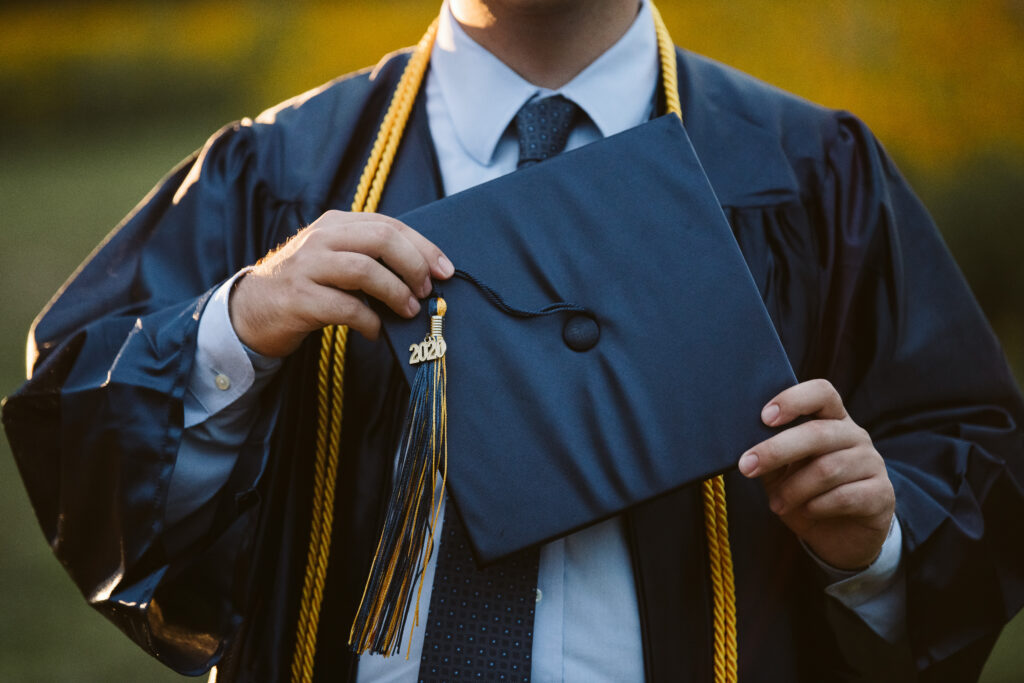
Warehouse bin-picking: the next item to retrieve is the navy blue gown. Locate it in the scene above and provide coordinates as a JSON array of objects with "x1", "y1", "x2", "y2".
[{"x1": 3, "y1": 48, "x2": 1023, "y2": 682}]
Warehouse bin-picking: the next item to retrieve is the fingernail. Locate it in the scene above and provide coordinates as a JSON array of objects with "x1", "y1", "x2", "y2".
[
  {"x1": 437, "y1": 255, "x2": 454, "y2": 278},
  {"x1": 769, "y1": 496, "x2": 783, "y2": 514},
  {"x1": 762, "y1": 403, "x2": 780, "y2": 425},
  {"x1": 419, "y1": 277, "x2": 432, "y2": 298},
  {"x1": 408, "y1": 296, "x2": 421, "y2": 316},
  {"x1": 738, "y1": 452, "x2": 759, "y2": 476}
]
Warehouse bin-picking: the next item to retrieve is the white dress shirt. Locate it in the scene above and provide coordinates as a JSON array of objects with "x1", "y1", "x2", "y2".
[{"x1": 171, "y1": 2, "x2": 906, "y2": 680}]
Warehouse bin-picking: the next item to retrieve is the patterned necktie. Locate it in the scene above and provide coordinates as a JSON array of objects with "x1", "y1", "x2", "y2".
[
  {"x1": 417, "y1": 95, "x2": 582, "y2": 683},
  {"x1": 514, "y1": 94, "x2": 583, "y2": 168}
]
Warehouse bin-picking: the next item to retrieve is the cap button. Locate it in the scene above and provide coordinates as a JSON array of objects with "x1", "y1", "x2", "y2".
[{"x1": 562, "y1": 314, "x2": 599, "y2": 352}]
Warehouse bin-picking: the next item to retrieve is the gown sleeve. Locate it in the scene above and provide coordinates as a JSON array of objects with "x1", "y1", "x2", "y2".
[
  {"x1": 1, "y1": 120, "x2": 303, "y2": 674},
  {"x1": 814, "y1": 112, "x2": 1024, "y2": 681}
]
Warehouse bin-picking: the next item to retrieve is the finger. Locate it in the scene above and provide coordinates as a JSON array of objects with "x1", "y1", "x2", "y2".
[
  {"x1": 311, "y1": 216, "x2": 435, "y2": 298},
  {"x1": 802, "y1": 478, "x2": 893, "y2": 520},
  {"x1": 311, "y1": 251, "x2": 422, "y2": 319},
  {"x1": 351, "y1": 212, "x2": 454, "y2": 282},
  {"x1": 303, "y1": 285, "x2": 383, "y2": 341},
  {"x1": 739, "y1": 418, "x2": 865, "y2": 477},
  {"x1": 765, "y1": 447, "x2": 879, "y2": 515},
  {"x1": 761, "y1": 378, "x2": 847, "y2": 427},
  {"x1": 380, "y1": 214, "x2": 456, "y2": 281}
]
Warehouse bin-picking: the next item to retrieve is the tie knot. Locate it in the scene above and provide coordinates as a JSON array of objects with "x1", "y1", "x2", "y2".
[{"x1": 514, "y1": 95, "x2": 582, "y2": 168}]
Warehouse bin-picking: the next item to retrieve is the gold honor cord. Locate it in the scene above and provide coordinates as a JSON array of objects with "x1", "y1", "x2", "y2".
[
  {"x1": 288, "y1": 20, "x2": 439, "y2": 683},
  {"x1": 291, "y1": 5, "x2": 738, "y2": 682},
  {"x1": 649, "y1": 7, "x2": 740, "y2": 681}
]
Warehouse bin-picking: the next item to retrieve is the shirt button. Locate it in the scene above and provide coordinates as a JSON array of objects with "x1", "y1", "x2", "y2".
[
  {"x1": 214, "y1": 373, "x2": 231, "y2": 391},
  {"x1": 535, "y1": 589, "x2": 542, "y2": 604}
]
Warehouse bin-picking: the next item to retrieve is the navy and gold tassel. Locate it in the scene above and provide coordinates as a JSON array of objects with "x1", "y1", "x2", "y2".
[{"x1": 349, "y1": 297, "x2": 448, "y2": 657}]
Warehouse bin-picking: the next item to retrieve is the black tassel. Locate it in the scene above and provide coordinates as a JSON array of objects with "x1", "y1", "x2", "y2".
[{"x1": 349, "y1": 297, "x2": 448, "y2": 656}]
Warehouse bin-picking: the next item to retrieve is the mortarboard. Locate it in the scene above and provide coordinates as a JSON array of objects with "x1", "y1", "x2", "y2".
[
  {"x1": 382, "y1": 114, "x2": 796, "y2": 561},
  {"x1": 353, "y1": 114, "x2": 797, "y2": 652}
]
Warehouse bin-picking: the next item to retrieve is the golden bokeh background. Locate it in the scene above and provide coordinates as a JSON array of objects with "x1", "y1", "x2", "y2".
[{"x1": 1, "y1": 1, "x2": 1022, "y2": 680}]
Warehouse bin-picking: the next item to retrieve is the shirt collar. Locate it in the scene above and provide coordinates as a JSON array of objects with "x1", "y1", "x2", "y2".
[{"x1": 431, "y1": 0, "x2": 659, "y2": 166}]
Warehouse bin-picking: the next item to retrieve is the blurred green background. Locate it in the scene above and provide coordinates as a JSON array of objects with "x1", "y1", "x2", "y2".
[{"x1": 1, "y1": 1, "x2": 1022, "y2": 680}]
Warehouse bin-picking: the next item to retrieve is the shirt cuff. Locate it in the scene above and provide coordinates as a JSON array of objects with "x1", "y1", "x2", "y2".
[
  {"x1": 807, "y1": 515, "x2": 906, "y2": 643},
  {"x1": 183, "y1": 269, "x2": 281, "y2": 428}
]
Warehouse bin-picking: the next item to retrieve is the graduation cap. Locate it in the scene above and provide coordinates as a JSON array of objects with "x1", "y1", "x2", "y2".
[{"x1": 351, "y1": 114, "x2": 797, "y2": 653}]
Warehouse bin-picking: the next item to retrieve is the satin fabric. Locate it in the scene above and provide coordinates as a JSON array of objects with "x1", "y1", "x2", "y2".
[{"x1": 3, "y1": 48, "x2": 1023, "y2": 682}]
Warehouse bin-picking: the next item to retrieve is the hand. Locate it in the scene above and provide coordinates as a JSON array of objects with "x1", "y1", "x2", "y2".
[
  {"x1": 230, "y1": 210, "x2": 454, "y2": 357},
  {"x1": 737, "y1": 379, "x2": 895, "y2": 571}
]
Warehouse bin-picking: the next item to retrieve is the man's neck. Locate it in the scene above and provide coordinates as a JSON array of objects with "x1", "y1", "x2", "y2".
[{"x1": 450, "y1": 0, "x2": 639, "y2": 90}]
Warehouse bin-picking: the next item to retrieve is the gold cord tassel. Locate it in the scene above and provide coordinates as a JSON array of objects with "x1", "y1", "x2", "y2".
[{"x1": 702, "y1": 475, "x2": 739, "y2": 683}]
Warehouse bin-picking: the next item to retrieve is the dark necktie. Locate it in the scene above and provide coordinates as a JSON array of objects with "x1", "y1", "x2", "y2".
[
  {"x1": 514, "y1": 94, "x2": 583, "y2": 168},
  {"x1": 417, "y1": 95, "x2": 582, "y2": 683}
]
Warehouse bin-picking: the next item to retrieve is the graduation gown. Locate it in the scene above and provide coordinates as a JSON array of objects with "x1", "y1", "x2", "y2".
[{"x1": 4, "y1": 48, "x2": 1024, "y2": 683}]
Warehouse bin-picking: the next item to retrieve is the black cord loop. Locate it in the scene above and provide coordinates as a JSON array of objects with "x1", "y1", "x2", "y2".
[{"x1": 442, "y1": 268, "x2": 591, "y2": 319}]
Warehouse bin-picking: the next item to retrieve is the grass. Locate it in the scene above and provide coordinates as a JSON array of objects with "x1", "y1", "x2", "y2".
[{"x1": 1, "y1": 110, "x2": 1023, "y2": 683}]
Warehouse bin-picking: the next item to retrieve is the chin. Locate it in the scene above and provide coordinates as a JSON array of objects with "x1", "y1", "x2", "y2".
[{"x1": 479, "y1": 0, "x2": 601, "y2": 15}]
